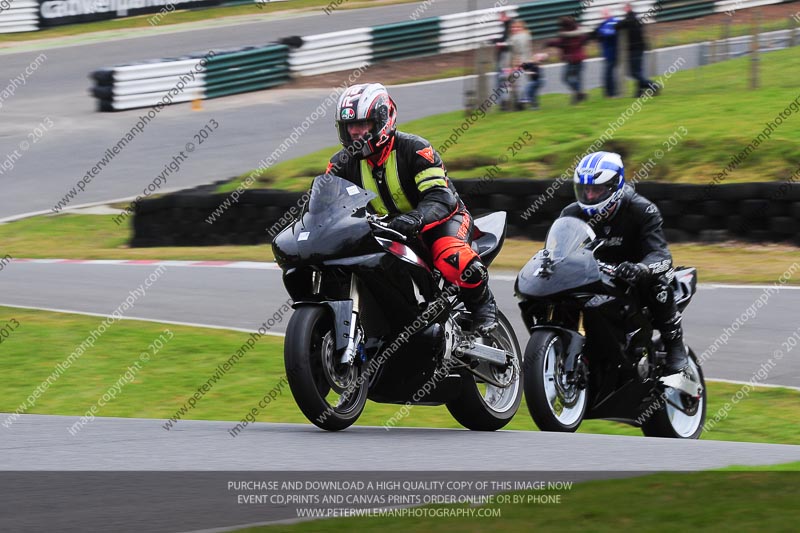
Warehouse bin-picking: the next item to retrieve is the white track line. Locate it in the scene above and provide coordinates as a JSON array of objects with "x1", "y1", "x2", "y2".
[
  {"x1": 0, "y1": 303, "x2": 285, "y2": 337},
  {"x1": 489, "y1": 273, "x2": 800, "y2": 289},
  {"x1": 705, "y1": 378, "x2": 800, "y2": 392},
  {"x1": 7, "y1": 260, "x2": 800, "y2": 289},
  {"x1": 8, "y1": 258, "x2": 279, "y2": 270}
]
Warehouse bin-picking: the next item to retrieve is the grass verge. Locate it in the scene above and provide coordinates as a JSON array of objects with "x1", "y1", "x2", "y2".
[
  {"x1": 231, "y1": 46, "x2": 800, "y2": 191},
  {"x1": 1, "y1": 214, "x2": 799, "y2": 284},
  {"x1": 236, "y1": 469, "x2": 800, "y2": 532},
  {"x1": 1, "y1": 306, "x2": 798, "y2": 446}
]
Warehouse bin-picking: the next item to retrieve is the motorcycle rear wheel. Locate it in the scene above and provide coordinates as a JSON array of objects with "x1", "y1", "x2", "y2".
[
  {"x1": 446, "y1": 311, "x2": 523, "y2": 431},
  {"x1": 284, "y1": 306, "x2": 368, "y2": 431},
  {"x1": 641, "y1": 348, "x2": 706, "y2": 439},
  {"x1": 523, "y1": 330, "x2": 588, "y2": 432}
]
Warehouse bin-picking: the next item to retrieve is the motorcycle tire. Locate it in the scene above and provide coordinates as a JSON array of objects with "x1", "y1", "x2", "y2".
[
  {"x1": 523, "y1": 330, "x2": 588, "y2": 432},
  {"x1": 284, "y1": 305, "x2": 368, "y2": 431},
  {"x1": 446, "y1": 311, "x2": 523, "y2": 431},
  {"x1": 641, "y1": 348, "x2": 706, "y2": 439}
]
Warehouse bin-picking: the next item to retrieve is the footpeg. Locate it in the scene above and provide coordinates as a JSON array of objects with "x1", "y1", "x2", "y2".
[{"x1": 659, "y1": 371, "x2": 703, "y2": 397}]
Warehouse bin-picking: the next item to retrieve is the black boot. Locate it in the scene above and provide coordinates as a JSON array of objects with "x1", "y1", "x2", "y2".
[
  {"x1": 660, "y1": 317, "x2": 688, "y2": 375},
  {"x1": 463, "y1": 285, "x2": 497, "y2": 335}
]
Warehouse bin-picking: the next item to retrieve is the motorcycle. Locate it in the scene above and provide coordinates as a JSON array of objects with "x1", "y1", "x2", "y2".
[
  {"x1": 515, "y1": 216, "x2": 706, "y2": 439},
  {"x1": 272, "y1": 175, "x2": 523, "y2": 431}
]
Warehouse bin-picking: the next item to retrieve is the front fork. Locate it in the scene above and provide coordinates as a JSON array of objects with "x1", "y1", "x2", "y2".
[{"x1": 340, "y1": 273, "x2": 361, "y2": 365}]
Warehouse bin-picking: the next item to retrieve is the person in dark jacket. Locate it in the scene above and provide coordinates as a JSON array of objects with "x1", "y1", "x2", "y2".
[
  {"x1": 617, "y1": 3, "x2": 659, "y2": 97},
  {"x1": 546, "y1": 16, "x2": 591, "y2": 104},
  {"x1": 591, "y1": 8, "x2": 620, "y2": 97},
  {"x1": 559, "y1": 151, "x2": 689, "y2": 375},
  {"x1": 326, "y1": 83, "x2": 497, "y2": 334}
]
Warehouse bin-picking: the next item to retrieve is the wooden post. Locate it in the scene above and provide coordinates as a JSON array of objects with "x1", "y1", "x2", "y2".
[
  {"x1": 616, "y1": 25, "x2": 629, "y2": 98},
  {"x1": 790, "y1": 15, "x2": 798, "y2": 48},
  {"x1": 750, "y1": 10, "x2": 760, "y2": 90},
  {"x1": 463, "y1": 0, "x2": 478, "y2": 113},
  {"x1": 721, "y1": 16, "x2": 731, "y2": 61},
  {"x1": 647, "y1": 24, "x2": 657, "y2": 80},
  {"x1": 475, "y1": 45, "x2": 492, "y2": 109}
]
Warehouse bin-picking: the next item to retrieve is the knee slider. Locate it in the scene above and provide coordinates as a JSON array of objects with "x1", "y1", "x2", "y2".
[{"x1": 431, "y1": 238, "x2": 480, "y2": 288}]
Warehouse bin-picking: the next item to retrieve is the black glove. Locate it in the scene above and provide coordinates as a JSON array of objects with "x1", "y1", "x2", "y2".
[
  {"x1": 387, "y1": 211, "x2": 424, "y2": 238},
  {"x1": 615, "y1": 262, "x2": 650, "y2": 282}
]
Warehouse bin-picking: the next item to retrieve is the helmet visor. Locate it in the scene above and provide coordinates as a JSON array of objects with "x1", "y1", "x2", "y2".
[{"x1": 575, "y1": 181, "x2": 617, "y2": 206}]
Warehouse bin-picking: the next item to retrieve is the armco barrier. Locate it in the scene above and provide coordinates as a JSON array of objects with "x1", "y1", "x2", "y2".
[
  {"x1": 656, "y1": 0, "x2": 717, "y2": 22},
  {"x1": 516, "y1": 0, "x2": 581, "y2": 39},
  {"x1": 204, "y1": 45, "x2": 290, "y2": 98},
  {"x1": 131, "y1": 180, "x2": 800, "y2": 247},
  {"x1": 372, "y1": 18, "x2": 441, "y2": 62}
]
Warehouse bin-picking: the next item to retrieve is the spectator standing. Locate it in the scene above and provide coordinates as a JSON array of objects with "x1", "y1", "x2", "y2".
[
  {"x1": 546, "y1": 16, "x2": 591, "y2": 104},
  {"x1": 494, "y1": 12, "x2": 513, "y2": 92},
  {"x1": 592, "y1": 8, "x2": 620, "y2": 97},
  {"x1": 617, "y1": 3, "x2": 659, "y2": 97},
  {"x1": 501, "y1": 19, "x2": 533, "y2": 110}
]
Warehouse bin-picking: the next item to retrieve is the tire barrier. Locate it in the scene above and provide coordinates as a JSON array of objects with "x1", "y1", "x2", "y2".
[
  {"x1": 0, "y1": 0, "x2": 38, "y2": 33},
  {"x1": 89, "y1": 44, "x2": 290, "y2": 112},
  {"x1": 131, "y1": 179, "x2": 800, "y2": 247}
]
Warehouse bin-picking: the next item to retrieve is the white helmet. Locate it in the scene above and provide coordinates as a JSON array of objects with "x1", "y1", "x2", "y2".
[{"x1": 573, "y1": 151, "x2": 625, "y2": 219}]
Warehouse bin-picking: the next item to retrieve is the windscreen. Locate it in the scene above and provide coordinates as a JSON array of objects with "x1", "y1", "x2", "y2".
[
  {"x1": 304, "y1": 174, "x2": 376, "y2": 227},
  {"x1": 544, "y1": 217, "x2": 596, "y2": 260}
]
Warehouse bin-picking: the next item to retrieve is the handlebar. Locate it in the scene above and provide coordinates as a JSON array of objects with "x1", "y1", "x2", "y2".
[
  {"x1": 367, "y1": 215, "x2": 407, "y2": 242},
  {"x1": 596, "y1": 260, "x2": 617, "y2": 277}
]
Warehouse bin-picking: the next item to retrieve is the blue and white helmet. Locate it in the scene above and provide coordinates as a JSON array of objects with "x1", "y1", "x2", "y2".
[{"x1": 573, "y1": 151, "x2": 625, "y2": 219}]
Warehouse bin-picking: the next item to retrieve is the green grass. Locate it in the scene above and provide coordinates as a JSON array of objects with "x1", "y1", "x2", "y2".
[
  {"x1": 2, "y1": 306, "x2": 799, "y2": 446},
  {"x1": 0, "y1": 213, "x2": 272, "y2": 262},
  {"x1": 235, "y1": 46, "x2": 800, "y2": 192},
  {"x1": 236, "y1": 469, "x2": 800, "y2": 532},
  {"x1": 651, "y1": 17, "x2": 797, "y2": 50},
  {"x1": 0, "y1": 0, "x2": 420, "y2": 43},
  {"x1": 2, "y1": 214, "x2": 799, "y2": 284}
]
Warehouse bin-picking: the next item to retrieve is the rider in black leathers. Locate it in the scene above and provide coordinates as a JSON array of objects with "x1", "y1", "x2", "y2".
[
  {"x1": 560, "y1": 151, "x2": 689, "y2": 375},
  {"x1": 326, "y1": 83, "x2": 497, "y2": 333}
]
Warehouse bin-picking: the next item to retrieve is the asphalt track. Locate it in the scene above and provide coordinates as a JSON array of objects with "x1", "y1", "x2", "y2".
[
  {"x1": 1, "y1": 415, "x2": 800, "y2": 531},
  {"x1": 1, "y1": 260, "x2": 798, "y2": 387}
]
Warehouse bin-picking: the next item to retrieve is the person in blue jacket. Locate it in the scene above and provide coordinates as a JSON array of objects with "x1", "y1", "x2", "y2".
[{"x1": 592, "y1": 8, "x2": 620, "y2": 98}]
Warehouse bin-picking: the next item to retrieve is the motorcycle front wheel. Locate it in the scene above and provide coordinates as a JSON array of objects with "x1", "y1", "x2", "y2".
[
  {"x1": 523, "y1": 330, "x2": 588, "y2": 432},
  {"x1": 284, "y1": 305, "x2": 368, "y2": 431}
]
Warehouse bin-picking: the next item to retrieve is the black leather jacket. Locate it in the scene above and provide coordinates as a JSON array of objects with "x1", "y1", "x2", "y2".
[
  {"x1": 560, "y1": 185, "x2": 672, "y2": 276},
  {"x1": 326, "y1": 131, "x2": 461, "y2": 226}
]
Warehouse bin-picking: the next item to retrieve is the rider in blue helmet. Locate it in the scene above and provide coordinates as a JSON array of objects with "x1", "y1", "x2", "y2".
[{"x1": 560, "y1": 151, "x2": 688, "y2": 375}]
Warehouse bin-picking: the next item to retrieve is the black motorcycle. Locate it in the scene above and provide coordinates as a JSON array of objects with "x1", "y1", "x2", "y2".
[
  {"x1": 272, "y1": 175, "x2": 523, "y2": 431},
  {"x1": 515, "y1": 216, "x2": 706, "y2": 439}
]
